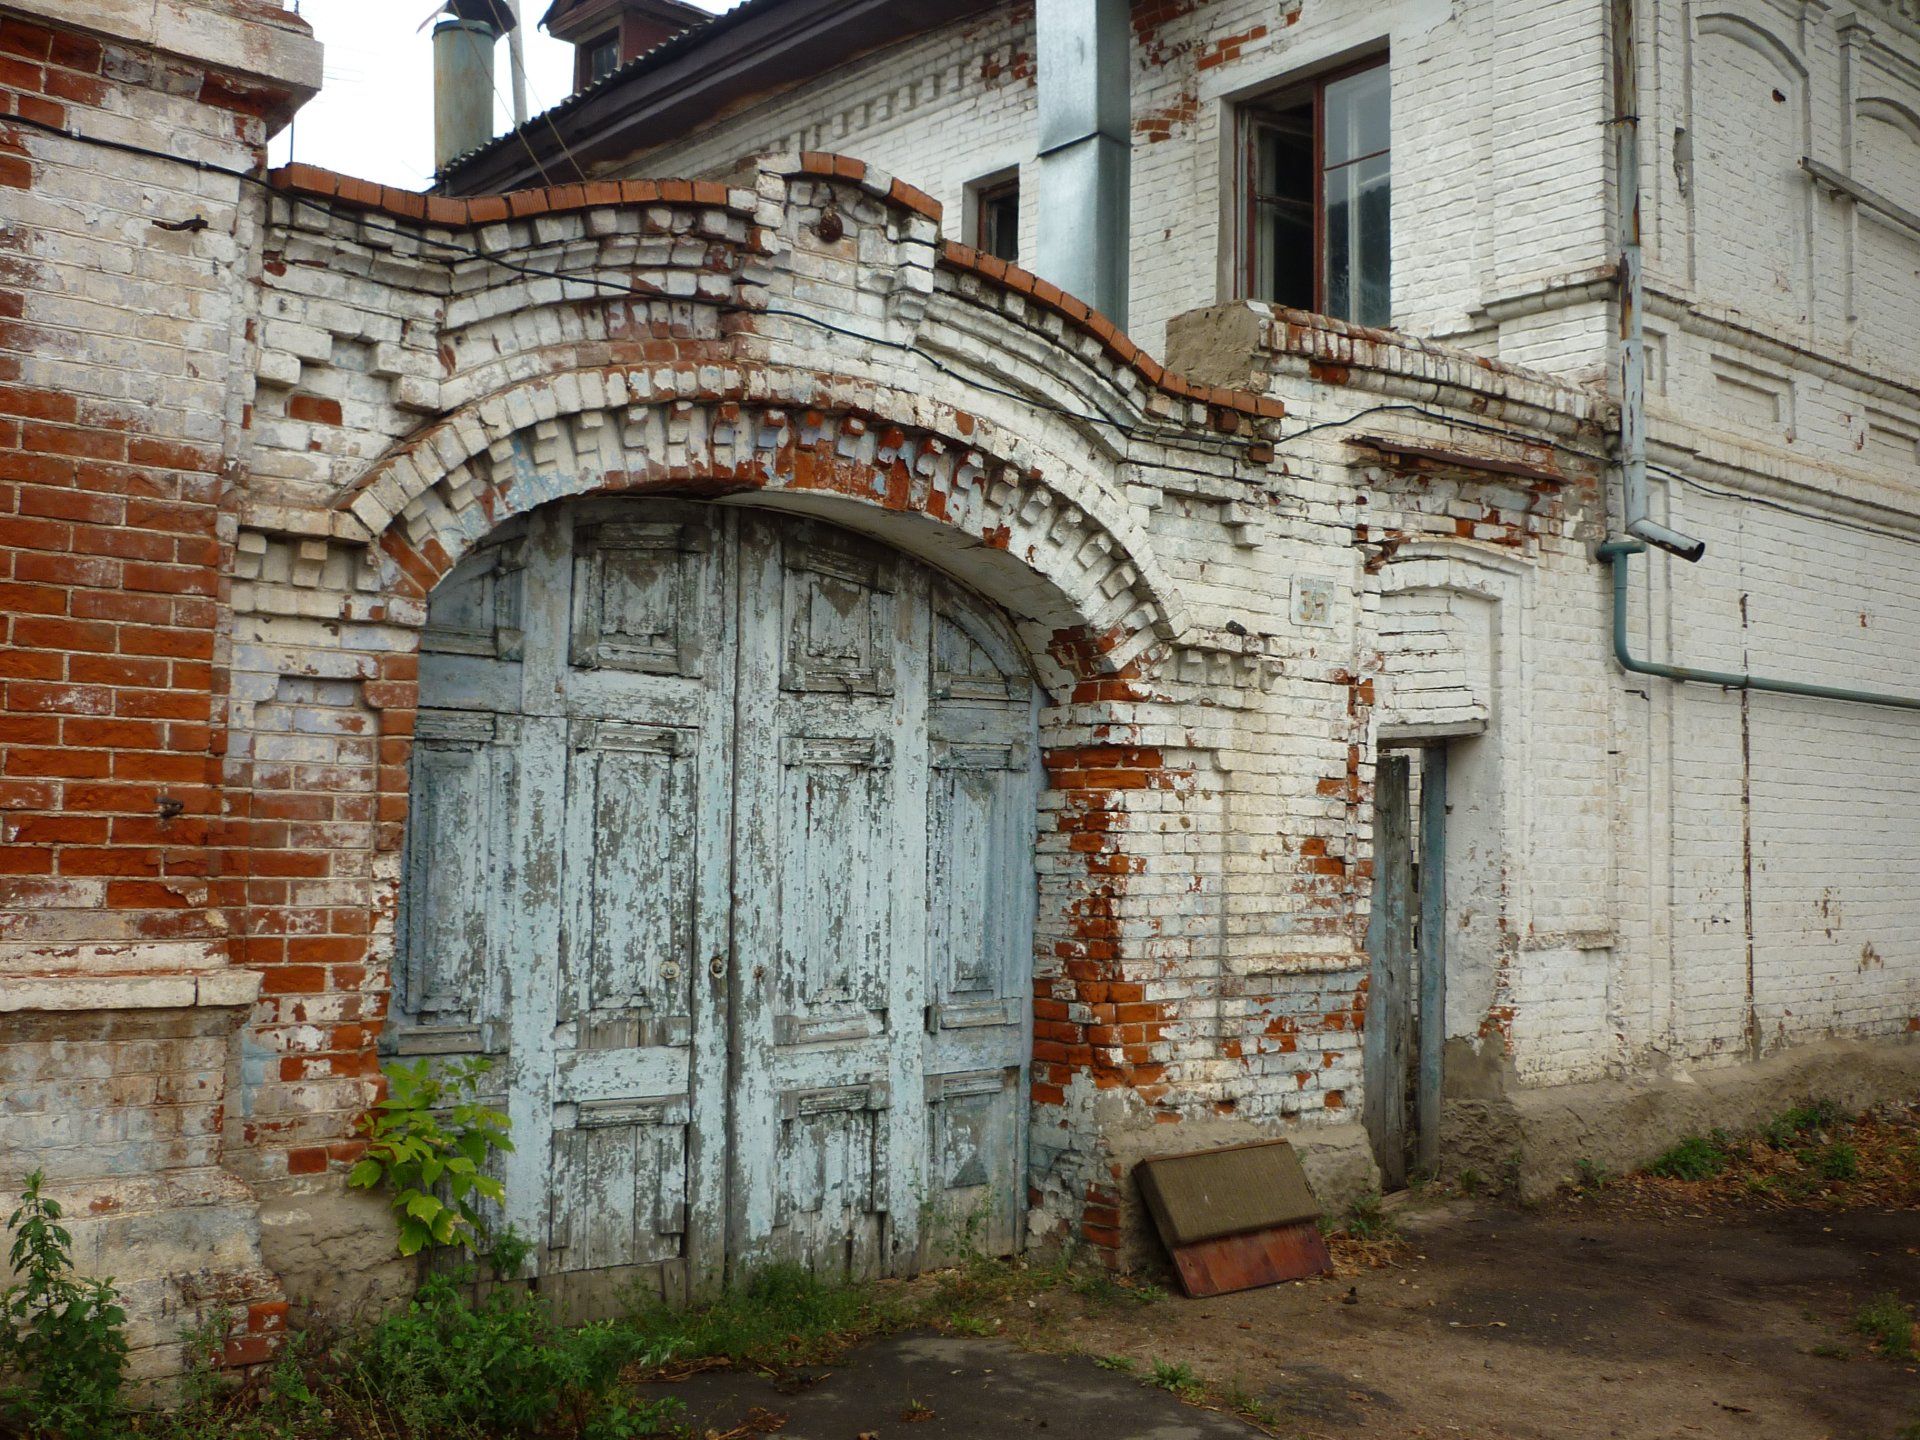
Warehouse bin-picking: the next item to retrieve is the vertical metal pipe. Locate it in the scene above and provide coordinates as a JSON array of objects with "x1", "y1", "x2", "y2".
[
  {"x1": 434, "y1": 18, "x2": 501, "y2": 172},
  {"x1": 1610, "y1": 0, "x2": 1704, "y2": 562},
  {"x1": 1416, "y1": 746, "x2": 1448, "y2": 1179},
  {"x1": 505, "y1": 0, "x2": 528, "y2": 126},
  {"x1": 1035, "y1": 0, "x2": 1131, "y2": 326}
]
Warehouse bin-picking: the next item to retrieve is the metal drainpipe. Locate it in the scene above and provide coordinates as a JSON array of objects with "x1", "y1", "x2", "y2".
[
  {"x1": 1610, "y1": 0, "x2": 1705, "y2": 563},
  {"x1": 1597, "y1": 540, "x2": 1920, "y2": 712},
  {"x1": 1035, "y1": 0, "x2": 1131, "y2": 327},
  {"x1": 1599, "y1": 4, "x2": 1920, "y2": 713}
]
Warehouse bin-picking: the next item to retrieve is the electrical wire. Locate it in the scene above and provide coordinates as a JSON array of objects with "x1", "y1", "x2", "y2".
[
  {"x1": 485, "y1": 66, "x2": 556, "y2": 187},
  {"x1": 495, "y1": 22, "x2": 591, "y2": 186},
  {"x1": 1648, "y1": 463, "x2": 1920, "y2": 547}
]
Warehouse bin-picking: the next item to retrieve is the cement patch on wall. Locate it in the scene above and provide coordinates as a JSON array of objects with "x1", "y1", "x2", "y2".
[{"x1": 256, "y1": 1186, "x2": 415, "y2": 1324}]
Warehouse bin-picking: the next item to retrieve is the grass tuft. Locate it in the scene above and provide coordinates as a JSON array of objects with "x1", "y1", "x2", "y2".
[
  {"x1": 1854, "y1": 1293, "x2": 1918, "y2": 1361},
  {"x1": 1762, "y1": 1099, "x2": 1846, "y2": 1149},
  {"x1": 1146, "y1": 1358, "x2": 1203, "y2": 1400},
  {"x1": 1648, "y1": 1131, "x2": 1734, "y2": 1181},
  {"x1": 1340, "y1": 1192, "x2": 1395, "y2": 1241},
  {"x1": 622, "y1": 1262, "x2": 890, "y2": 1372}
]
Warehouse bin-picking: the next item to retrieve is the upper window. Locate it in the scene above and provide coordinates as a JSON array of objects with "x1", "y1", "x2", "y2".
[
  {"x1": 1240, "y1": 58, "x2": 1391, "y2": 328},
  {"x1": 971, "y1": 175, "x2": 1020, "y2": 264},
  {"x1": 583, "y1": 32, "x2": 620, "y2": 86}
]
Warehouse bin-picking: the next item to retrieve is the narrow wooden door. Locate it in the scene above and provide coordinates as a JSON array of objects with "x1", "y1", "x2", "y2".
[
  {"x1": 1364, "y1": 753, "x2": 1415, "y2": 1189},
  {"x1": 920, "y1": 585, "x2": 1040, "y2": 1262}
]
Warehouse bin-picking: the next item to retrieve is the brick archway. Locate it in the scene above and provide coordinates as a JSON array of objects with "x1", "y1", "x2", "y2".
[
  {"x1": 227, "y1": 370, "x2": 1190, "y2": 1270},
  {"x1": 329, "y1": 366, "x2": 1185, "y2": 685}
]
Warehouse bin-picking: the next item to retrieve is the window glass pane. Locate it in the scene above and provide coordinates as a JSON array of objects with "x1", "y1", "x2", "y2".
[
  {"x1": 974, "y1": 181, "x2": 1019, "y2": 263},
  {"x1": 587, "y1": 35, "x2": 619, "y2": 82},
  {"x1": 1324, "y1": 150, "x2": 1390, "y2": 326},
  {"x1": 1324, "y1": 64, "x2": 1390, "y2": 167},
  {"x1": 1249, "y1": 104, "x2": 1313, "y2": 308}
]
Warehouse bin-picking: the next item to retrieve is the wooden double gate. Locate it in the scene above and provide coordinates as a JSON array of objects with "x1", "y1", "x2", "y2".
[{"x1": 395, "y1": 499, "x2": 1041, "y2": 1309}]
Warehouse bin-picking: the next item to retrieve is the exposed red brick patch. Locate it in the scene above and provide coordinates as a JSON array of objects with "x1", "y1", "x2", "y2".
[
  {"x1": 1132, "y1": 0, "x2": 1202, "y2": 67},
  {"x1": 1134, "y1": 90, "x2": 1197, "y2": 141},
  {"x1": 1196, "y1": 24, "x2": 1268, "y2": 70},
  {"x1": 286, "y1": 393, "x2": 341, "y2": 425}
]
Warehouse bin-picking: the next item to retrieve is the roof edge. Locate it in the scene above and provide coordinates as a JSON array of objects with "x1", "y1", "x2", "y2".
[{"x1": 435, "y1": 0, "x2": 996, "y2": 196}]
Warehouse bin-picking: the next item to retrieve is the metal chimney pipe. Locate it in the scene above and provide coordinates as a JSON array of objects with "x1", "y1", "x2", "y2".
[
  {"x1": 1035, "y1": 0, "x2": 1131, "y2": 327},
  {"x1": 434, "y1": 16, "x2": 502, "y2": 172}
]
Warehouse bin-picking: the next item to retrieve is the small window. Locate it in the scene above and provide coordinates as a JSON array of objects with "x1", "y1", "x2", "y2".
[
  {"x1": 1240, "y1": 57, "x2": 1391, "y2": 327},
  {"x1": 971, "y1": 176, "x2": 1020, "y2": 264},
  {"x1": 583, "y1": 32, "x2": 620, "y2": 86}
]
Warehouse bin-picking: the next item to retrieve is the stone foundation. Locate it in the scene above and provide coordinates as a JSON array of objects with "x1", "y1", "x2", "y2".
[{"x1": 1444, "y1": 1035, "x2": 1920, "y2": 1202}]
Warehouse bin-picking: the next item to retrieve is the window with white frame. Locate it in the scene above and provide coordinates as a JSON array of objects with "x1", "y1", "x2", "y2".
[{"x1": 1239, "y1": 57, "x2": 1391, "y2": 327}]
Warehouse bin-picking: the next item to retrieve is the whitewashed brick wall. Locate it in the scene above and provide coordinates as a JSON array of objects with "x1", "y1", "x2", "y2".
[{"x1": 623, "y1": 0, "x2": 1920, "y2": 1091}]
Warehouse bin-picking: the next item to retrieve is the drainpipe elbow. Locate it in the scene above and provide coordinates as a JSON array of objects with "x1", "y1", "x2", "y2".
[{"x1": 1627, "y1": 516, "x2": 1706, "y2": 563}]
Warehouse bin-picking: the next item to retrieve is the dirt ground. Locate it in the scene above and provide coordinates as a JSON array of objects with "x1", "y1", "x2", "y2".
[{"x1": 657, "y1": 1197, "x2": 1920, "y2": 1440}]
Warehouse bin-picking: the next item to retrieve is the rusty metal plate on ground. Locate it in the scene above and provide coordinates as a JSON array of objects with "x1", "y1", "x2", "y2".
[
  {"x1": 1135, "y1": 1139, "x2": 1321, "y2": 1247},
  {"x1": 1166, "y1": 1221, "x2": 1333, "y2": 1297}
]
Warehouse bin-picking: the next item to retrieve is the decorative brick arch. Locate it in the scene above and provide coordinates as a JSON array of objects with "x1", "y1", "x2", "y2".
[
  {"x1": 221, "y1": 357, "x2": 1201, "y2": 1268},
  {"x1": 221, "y1": 155, "x2": 1281, "y2": 1277},
  {"x1": 328, "y1": 365, "x2": 1186, "y2": 686}
]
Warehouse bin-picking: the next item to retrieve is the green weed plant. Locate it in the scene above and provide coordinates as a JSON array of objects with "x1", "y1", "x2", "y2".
[
  {"x1": 348, "y1": 1057, "x2": 512, "y2": 1257},
  {"x1": 0, "y1": 1172, "x2": 129, "y2": 1440}
]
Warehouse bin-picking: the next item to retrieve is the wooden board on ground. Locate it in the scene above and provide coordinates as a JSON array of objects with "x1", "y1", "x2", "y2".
[{"x1": 1134, "y1": 1140, "x2": 1334, "y2": 1297}]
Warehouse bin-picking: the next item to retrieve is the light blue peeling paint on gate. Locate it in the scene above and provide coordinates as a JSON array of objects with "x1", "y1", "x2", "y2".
[{"x1": 397, "y1": 497, "x2": 1041, "y2": 1302}]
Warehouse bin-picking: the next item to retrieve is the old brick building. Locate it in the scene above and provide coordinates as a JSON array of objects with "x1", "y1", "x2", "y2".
[{"x1": 1, "y1": 0, "x2": 1917, "y2": 1379}]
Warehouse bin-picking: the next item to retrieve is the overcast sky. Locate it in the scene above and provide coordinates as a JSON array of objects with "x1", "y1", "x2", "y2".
[{"x1": 268, "y1": 1, "x2": 736, "y2": 192}]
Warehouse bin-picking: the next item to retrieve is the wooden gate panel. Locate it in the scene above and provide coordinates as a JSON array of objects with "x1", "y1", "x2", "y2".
[
  {"x1": 548, "y1": 1095, "x2": 691, "y2": 1273},
  {"x1": 407, "y1": 501, "x2": 1038, "y2": 1295},
  {"x1": 774, "y1": 1082, "x2": 889, "y2": 1278},
  {"x1": 772, "y1": 734, "x2": 894, "y2": 1040},
  {"x1": 397, "y1": 712, "x2": 516, "y2": 1047},
  {"x1": 923, "y1": 1067, "x2": 1022, "y2": 1260},
  {"x1": 559, "y1": 721, "x2": 698, "y2": 1046}
]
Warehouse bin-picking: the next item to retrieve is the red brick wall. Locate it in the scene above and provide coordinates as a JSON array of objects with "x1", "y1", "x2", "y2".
[
  {"x1": 0, "y1": 0, "x2": 317, "y2": 1380},
  {"x1": 0, "y1": 9, "x2": 280, "y2": 966}
]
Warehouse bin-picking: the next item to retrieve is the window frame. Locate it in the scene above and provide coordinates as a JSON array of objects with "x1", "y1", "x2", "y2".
[
  {"x1": 967, "y1": 171, "x2": 1022, "y2": 265},
  {"x1": 1236, "y1": 52, "x2": 1391, "y2": 324},
  {"x1": 579, "y1": 30, "x2": 620, "y2": 89}
]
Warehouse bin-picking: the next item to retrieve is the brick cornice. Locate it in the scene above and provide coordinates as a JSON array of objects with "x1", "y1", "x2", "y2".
[
  {"x1": 266, "y1": 162, "x2": 755, "y2": 230},
  {"x1": 267, "y1": 155, "x2": 1280, "y2": 445},
  {"x1": 939, "y1": 242, "x2": 1288, "y2": 431}
]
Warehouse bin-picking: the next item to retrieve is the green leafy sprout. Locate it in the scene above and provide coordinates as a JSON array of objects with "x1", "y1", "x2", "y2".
[{"x1": 348, "y1": 1057, "x2": 514, "y2": 1257}]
